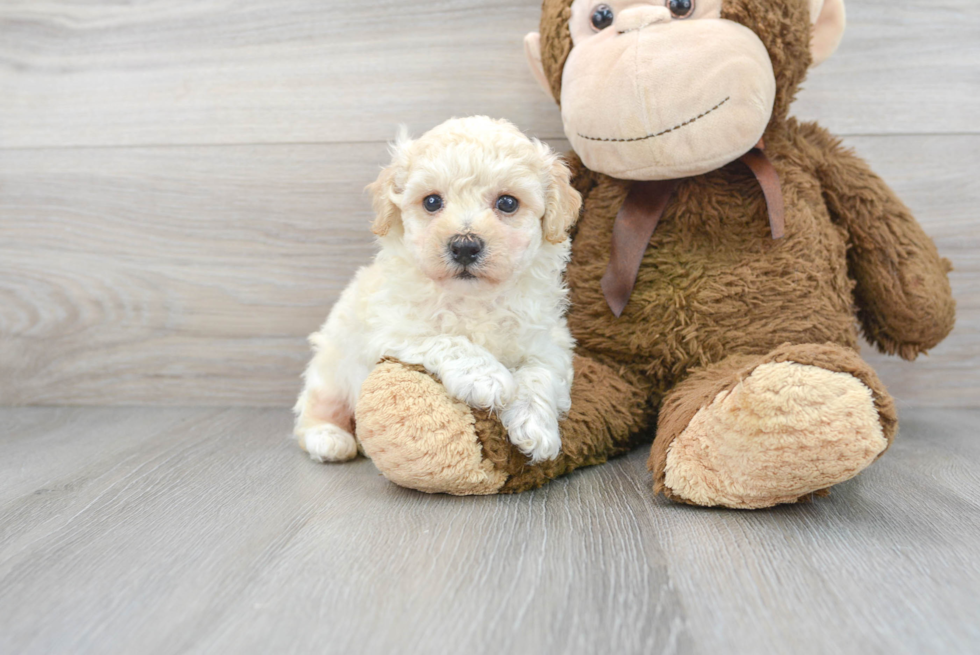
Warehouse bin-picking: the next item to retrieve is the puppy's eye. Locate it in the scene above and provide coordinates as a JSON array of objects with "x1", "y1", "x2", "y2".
[
  {"x1": 590, "y1": 4, "x2": 614, "y2": 31},
  {"x1": 669, "y1": 0, "x2": 694, "y2": 18},
  {"x1": 423, "y1": 194, "x2": 443, "y2": 213},
  {"x1": 495, "y1": 195, "x2": 519, "y2": 214}
]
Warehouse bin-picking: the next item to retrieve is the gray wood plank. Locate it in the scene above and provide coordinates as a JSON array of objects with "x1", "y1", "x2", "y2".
[
  {"x1": 2, "y1": 135, "x2": 976, "y2": 407},
  {"x1": 0, "y1": 0, "x2": 977, "y2": 149},
  {"x1": 792, "y1": 0, "x2": 980, "y2": 136},
  {"x1": 0, "y1": 142, "x2": 385, "y2": 406},
  {"x1": 0, "y1": 406, "x2": 978, "y2": 654}
]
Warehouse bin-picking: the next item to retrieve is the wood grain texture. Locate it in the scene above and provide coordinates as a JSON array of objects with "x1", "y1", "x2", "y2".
[
  {"x1": 791, "y1": 0, "x2": 980, "y2": 135},
  {"x1": 0, "y1": 142, "x2": 384, "y2": 405},
  {"x1": 1, "y1": 406, "x2": 978, "y2": 654},
  {"x1": 2, "y1": 135, "x2": 977, "y2": 407},
  {"x1": 0, "y1": 0, "x2": 977, "y2": 149}
]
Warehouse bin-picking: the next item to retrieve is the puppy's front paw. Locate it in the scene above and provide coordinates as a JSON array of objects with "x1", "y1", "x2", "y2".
[
  {"x1": 441, "y1": 361, "x2": 516, "y2": 411},
  {"x1": 501, "y1": 403, "x2": 562, "y2": 463},
  {"x1": 297, "y1": 424, "x2": 358, "y2": 463}
]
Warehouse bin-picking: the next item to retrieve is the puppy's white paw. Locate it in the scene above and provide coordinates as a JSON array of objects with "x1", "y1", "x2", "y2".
[
  {"x1": 298, "y1": 424, "x2": 358, "y2": 463},
  {"x1": 441, "y1": 361, "x2": 516, "y2": 411},
  {"x1": 501, "y1": 403, "x2": 562, "y2": 463}
]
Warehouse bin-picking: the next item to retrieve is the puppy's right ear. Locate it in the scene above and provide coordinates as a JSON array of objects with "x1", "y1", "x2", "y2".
[
  {"x1": 365, "y1": 128, "x2": 411, "y2": 237},
  {"x1": 365, "y1": 165, "x2": 400, "y2": 237}
]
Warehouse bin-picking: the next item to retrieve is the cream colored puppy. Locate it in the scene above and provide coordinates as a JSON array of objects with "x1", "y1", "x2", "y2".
[{"x1": 294, "y1": 116, "x2": 582, "y2": 465}]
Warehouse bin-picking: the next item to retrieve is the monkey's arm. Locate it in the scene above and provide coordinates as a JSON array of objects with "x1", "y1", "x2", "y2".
[{"x1": 800, "y1": 122, "x2": 955, "y2": 360}]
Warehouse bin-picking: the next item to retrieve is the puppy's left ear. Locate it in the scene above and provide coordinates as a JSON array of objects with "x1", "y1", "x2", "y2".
[{"x1": 542, "y1": 157, "x2": 582, "y2": 244}]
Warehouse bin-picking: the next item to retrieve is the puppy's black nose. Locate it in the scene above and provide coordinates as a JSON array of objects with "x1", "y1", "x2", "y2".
[{"x1": 448, "y1": 235, "x2": 485, "y2": 266}]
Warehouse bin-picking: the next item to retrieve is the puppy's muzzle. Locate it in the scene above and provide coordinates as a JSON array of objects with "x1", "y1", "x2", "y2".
[{"x1": 447, "y1": 234, "x2": 485, "y2": 268}]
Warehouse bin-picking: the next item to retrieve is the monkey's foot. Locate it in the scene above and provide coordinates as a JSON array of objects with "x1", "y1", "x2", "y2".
[
  {"x1": 355, "y1": 360, "x2": 509, "y2": 495},
  {"x1": 355, "y1": 357, "x2": 652, "y2": 495},
  {"x1": 655, "y1": 347, "x2": 894, "y2": 509}
]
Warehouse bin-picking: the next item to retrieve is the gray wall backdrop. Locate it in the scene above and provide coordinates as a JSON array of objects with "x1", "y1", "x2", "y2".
[{"x1": 1, "y1": 0, "x2": 977, "y2": 407}]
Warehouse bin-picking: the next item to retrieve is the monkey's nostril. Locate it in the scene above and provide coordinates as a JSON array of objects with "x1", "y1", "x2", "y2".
[{"x1": 448, "y1": 235, "x2": 485, "y2": 266}]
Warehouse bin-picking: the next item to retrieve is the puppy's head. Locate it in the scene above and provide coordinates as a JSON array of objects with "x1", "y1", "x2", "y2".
[{"x1": 366, "y1": 116, "x2": 581, "y2": 291}]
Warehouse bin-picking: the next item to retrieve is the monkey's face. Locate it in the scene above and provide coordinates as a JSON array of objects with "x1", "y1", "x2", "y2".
[{"x1": 560, "y1": 0, "x2": 776, "y2": 180}]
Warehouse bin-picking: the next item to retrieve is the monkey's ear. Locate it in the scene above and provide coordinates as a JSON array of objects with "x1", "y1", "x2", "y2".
[
  {"x1": 524, "y1": 33, "x2": 556, "y2": 102},
  {"x1": 542, "y1": 157, "x2": 582, "y2": 244},
  {"x1": 810, "y1": 0, "x2": 846, "y2": 67}
]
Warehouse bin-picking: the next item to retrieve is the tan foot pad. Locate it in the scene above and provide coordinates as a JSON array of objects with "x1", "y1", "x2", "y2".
[
  {"x1": 664, "y1": 362, "x2": 887, "y2": 509},
  {"x1": 355, "y1": 360, "x2": 507, "y2": 495}
]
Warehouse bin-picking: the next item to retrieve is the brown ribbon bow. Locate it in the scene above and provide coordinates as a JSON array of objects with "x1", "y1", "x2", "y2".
[{"x1": 600, "y1": 139, "x2": 785, "y2": 317}]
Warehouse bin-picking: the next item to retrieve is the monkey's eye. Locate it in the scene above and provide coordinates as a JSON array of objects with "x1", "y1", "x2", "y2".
[
  {"x1": 669, "y1": 0, "x2": 695, "y2": 18},
  {"x1": 495, "y1": 195, "x2": 519, "y2": 214},
  {"x1": 423, "y1": 194, "x2": 443, "y2": 213},
  {"x1": 590, "y1": 4, "x2": 614, "y2": 31}
]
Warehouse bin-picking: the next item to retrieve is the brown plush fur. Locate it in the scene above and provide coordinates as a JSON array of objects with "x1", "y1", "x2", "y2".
[
  {"x1": 354, "y1": 0, "x2": 954, "y2": 505},
  {"x1": 477, "y1": 354, "x2": 652, "y2": 493}
]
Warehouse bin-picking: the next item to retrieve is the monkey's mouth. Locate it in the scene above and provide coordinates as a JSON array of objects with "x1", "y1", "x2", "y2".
[{"x1": 576, "y1": 96, "x2": 730, "y2": 143}]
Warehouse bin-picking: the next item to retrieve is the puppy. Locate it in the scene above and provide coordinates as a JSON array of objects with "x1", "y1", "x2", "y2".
[{"x1": 294, "y1": 116, "x2": 582, "y2": 464}]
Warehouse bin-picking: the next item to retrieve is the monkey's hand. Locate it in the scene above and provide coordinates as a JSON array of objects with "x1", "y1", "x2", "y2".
[{"x1": 801, "y1": 121, "x2": 955, "y2": 360}]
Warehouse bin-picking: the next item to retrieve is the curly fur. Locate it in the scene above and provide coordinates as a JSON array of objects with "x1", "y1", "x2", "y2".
[{"x1": 294, "y1": 116, "x2": 582, "y2": 464}]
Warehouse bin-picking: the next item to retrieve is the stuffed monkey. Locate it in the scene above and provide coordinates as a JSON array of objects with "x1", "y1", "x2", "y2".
[{"x1": 352, "y1": 0, "x2": 955, "y2": 508}]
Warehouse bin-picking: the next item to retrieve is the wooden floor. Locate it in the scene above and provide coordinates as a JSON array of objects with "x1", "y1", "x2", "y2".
[{"x1": 2, "y1": 406, "x2": 978, "y2": 655}]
